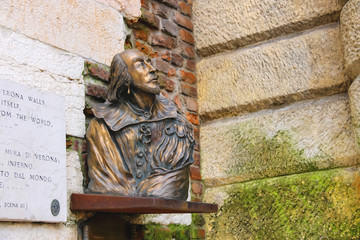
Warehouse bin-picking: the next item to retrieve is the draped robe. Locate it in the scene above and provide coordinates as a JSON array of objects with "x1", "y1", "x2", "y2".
[{"x1": 86, "y1": 94, "x2": 194, "y2": 200}]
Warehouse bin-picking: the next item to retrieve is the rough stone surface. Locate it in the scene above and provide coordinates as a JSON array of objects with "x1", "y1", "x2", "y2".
[
  {"x1": 197, "y1": 25, "x2": 348, "y2": 121},
  {"x1": 66, "y1": 151, "x2": 84, "y2": 194},
  {"x1": 0, "y1": 0, "x2": 127, "y2": 65},
  {"x1": 193, "y1": 0, "x2": 347, "y2": 57},
  {"x1": 204, "y1": 167, "x2": 360, "y2": 239},
  {"x1": 130, "y1": 214, "x2": 192, "y2": 226},
  {"x1": 201, "y1": 94, "x2": 360, "y2": 187},
  {"x1": 0, "y1": 223, "x2": 77, "y2": 240},
  {"x1": 349, "y1": 75, "x2": 360, "y2": 147},
  {"x1": 0, "y1": 27, "x2": 85, "y2": 137},
  {"x1": 340, "y1": 0, "x2": 360, "y2": 79},
  {"x1": 66, "y1": 151, "x2": 89, "y2": 223},
  {"x1": 95, "y1": 0, "x2": 141, "y2": 21}
]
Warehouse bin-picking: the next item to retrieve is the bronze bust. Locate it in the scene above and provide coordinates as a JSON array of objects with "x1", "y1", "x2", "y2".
[{"x1": 86, "y1": 50, "x2": 195, "y2": 200}]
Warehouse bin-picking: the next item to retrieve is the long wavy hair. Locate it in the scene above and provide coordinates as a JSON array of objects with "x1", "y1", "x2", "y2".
[{"x1": 107, "y1": 53, "x2": 132, "y2": 103}]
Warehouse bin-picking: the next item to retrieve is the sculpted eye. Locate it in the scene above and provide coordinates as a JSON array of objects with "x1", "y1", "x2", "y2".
[{"x1": 135, "y1": 61, "x2": 146, "y2": 68}]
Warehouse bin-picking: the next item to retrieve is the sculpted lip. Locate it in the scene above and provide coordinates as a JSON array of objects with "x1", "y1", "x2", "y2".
[{"x1": 150, "y1": 76, "x2": 158, "y2": 82}]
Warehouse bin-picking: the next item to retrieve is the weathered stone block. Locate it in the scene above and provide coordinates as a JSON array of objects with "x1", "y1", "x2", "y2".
[
  {"x1": 197, "y1": 25, "x2": 348, "y2": 120},
  {"x1": 0, "y1": 0, "x2": 126, "y2": 65},
  {"x1": 341, "y1": 0, "x2": 360, "y2": 79},
  {"x1": 349, "y1": 75, "x2": 360, "y2": 148},
  {"x1": 201, "y1": 94, "x2": 360, "y2": 187},
  {"x1": 193, "y1": 0, "x2": 347, "y2": 57},
  {"x1": 94, "y1": 0, "x2": 141, "y2": 21},
  {"x1": 0, "y1": 27, "x2": 85, "y2": 138},
  {"x1": 0, "y1": 223, "x2": 77, "y2": 239},
  {"x1": 204, "y1": 167, "x2": 360, "y2": 239}
]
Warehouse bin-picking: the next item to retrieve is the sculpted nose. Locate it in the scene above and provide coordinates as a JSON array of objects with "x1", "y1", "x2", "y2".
[{"x1": 146, "y1": 61, "x2": 156, "y2": 73}]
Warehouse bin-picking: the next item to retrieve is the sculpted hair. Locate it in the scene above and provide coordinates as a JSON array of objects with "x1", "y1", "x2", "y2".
[{"x1": 107, "y1": 53, "x2": 132, "y2": 103}]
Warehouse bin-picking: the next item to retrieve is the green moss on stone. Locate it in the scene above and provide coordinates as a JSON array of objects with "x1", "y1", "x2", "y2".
[
  {"x1": 208, "y1": 167, "x2": 360, "y2": 239},
  {"x1": 144, "y1": 223, "x2": 191, "y2": 240},
  {"x1": 227, "y1": 123, "x2": 333, "y2": 179},
  {"x1": 192, "y1": 214, "x2": 205, "y2": 227}
]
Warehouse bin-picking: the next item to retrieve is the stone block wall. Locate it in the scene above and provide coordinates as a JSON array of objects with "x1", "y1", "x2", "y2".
[{"x1": 194, "y1": 0, "x2": 360, "y2": 239}]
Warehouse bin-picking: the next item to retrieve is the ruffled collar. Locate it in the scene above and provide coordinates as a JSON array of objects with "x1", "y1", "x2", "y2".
[{"x1": 92, "y1": 94, "x2": 178, "y2": 131}]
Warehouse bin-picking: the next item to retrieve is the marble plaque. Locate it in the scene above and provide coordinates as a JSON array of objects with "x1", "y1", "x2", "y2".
[{"x1": 0, "y1": 79, "x2": 66, "y2": 222}]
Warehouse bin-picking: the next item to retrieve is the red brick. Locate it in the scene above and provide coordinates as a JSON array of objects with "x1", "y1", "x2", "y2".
[
  {"x1": 193, "y1": 151, "x2": 200, "y2": 166},
  {"x1": 194, "y1": 140, "x2": 200, "y2": 151},
  {"x1": 82, "y1": 139, "x2": 87, "y2": 153},
  {"x1": 74, "y1": 140, "x2": 79, "y2": 151},
  {"x1": 179, "y1": 1, "x2": 192, "y2": 16},
  {"x1": 180, "y1": 70, "x2": 196, "y2": 84},
  {"x1": 190, "y1": 166, "x2": 201, "y2": 180},
  {"x1": 133, "y1": 29, "x2": 149, "y2": 41},
  {"x1": 151, "y1": 34, "x2": 176, "y2": 49},
  {"x1": 186, "y1": 60, "x2": 195, "y2": 71},
  {"x1": 141, "y1": 0, "x2": 149, "y2": 9},
  {"x1": 159, "y1": 76, "x2": 175, "y2": 91},
  {"x1": 86, "y1": 84, "x2": 107, "y2": 100},
  {"x1": 141, "y1": 9, "x2": 160, "y2": 29},
  {"x1": 185, "y1": 96, "x2": 198, "y2": 112},
  {"x1": 160, "y1": 51, "x2": 171, "y2": 62},
  {"x1": 167, "y1": 68, "x2": 176, "y2": 77},
  {"x1": 180, "y1": 41, "x2": 195, "y2": 59},
  {"x1": 66, "y1": 139, "x2": 73, "y2": 149},
  {"x1": 192, "y1": 182, "x2": 203, "y2": 194},
  {"x1": 81, "y1": 153, "x2": 87, "y2": 163},
  {"x1": 162, "y1": 19, "x2": 178, "y2": 37},
  {"x1": 186, "y1": 112, "x2": 199, "y2": 125},
  {"x1": 135, "y1": 41, "x2": 157, "y2": 58},
  {"x1": 86, "y1": 61, "x2": 110, "y2": 82},
  {"x1": 158, "y1": 0, "x2": 178, "y2": 8},
  {"x1": 174, "y1": 12, "x2": 193, "y2": 31},
  {"x1": 171, "y1": 52, "x2": 184, "y2": 66},
  {"x1": 181, "y1": 83, "x2": 197, "y2": 97},
  {"x1": 154, "y1": 58, "x2": 170, "y2": 73},
  {"x1": 152, "y1": 2, "x2": 170, "y2": 19},
  {"x1": 173, "y1": 95, "x2": 183, "y2": 110},
  {"x1": 194, "y1": 127, "x2": 199, "y2": 142},
  {"x1": 180, "y1": 29, "x2": 194, "y2": 45}
]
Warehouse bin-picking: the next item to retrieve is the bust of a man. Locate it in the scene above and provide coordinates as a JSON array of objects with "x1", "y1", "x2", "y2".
[{"x1": 86, "y1": 50, "x2": 195, "y2": 200}]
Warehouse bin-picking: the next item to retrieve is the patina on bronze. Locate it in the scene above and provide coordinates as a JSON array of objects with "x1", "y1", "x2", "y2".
[{"x1": 86, "y1": 49, "x2": 195, "y2": 200}]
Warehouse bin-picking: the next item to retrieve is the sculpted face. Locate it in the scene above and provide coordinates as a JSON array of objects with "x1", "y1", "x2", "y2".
[{"x1": 121, "y1": 50, "x2": 160, "y2": 95}]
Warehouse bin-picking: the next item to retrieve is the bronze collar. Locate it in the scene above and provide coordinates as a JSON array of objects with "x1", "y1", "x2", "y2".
[{"x1": 92, "y1": 94, "x2": 178, "y2": 131}]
